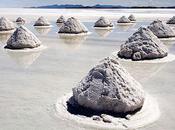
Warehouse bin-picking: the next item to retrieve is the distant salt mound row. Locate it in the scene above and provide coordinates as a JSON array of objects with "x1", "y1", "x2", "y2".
[
  {"x1": 4, "y1": 26, "x2": 41, "y2": 49},
  {"x1": 56, "y1": 15, "x2": 66, "y2": 23},
  {"x1": 34, "y1": 16, "x2": 51, "y2": 27},
  {"x1": 72, "y1": 57, "x2": 145, "y2": 113},
  {"x1": 166, "y1": 16, "x2": 175, "y2": 24},
  {"x1": 148, "y1": 20, "x2": 175, "y2": 38},
  {"x1": 0, "y1": 17, "x2": 15, "y2": 32},
  {"x1": 117, "y1": 16, "x2": 131, "y2": 23},
  {"x1": 117, "y1": 27, "x2": 168, "y2": 61},
  {"x1": 128, "y1": 14, "x2": 136, "y2": 22},
  {"x1": 58, "y1": 17, "x2": 89, "y2": 35},
  {"x1": 16, "y1": 17, "x2": 25, "y2": 24},
  {"x1": 94, "y1": 17, "x2": 113, "y2": 29}
]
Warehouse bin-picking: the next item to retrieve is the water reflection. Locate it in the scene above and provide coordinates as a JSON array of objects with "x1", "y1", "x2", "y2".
[
  {"x1": 116, "y1": 23, "x2": 136, "y2": 31},
  {"x1": 120, "y1": 61, "x2": 166, "y2": 83},
  {"x1": 34, "y1": 27, "x2": 51, "y2": 35},
  {"x1": 6, "y1": 50, "x2": 42, "y2": 68},
  {"x1": 59, "y1": 35, "x2": 87, "y2": 49},
  {"x1": 95, "y1": 29, "x2": 113, "y2": 37},
  {"x1": 0, "y1": 34, "x2": 11, "y2": 43}
]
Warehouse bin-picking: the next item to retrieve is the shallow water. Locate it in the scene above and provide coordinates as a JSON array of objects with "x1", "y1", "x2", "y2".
[{"x1": 0, "y1": 8, "x2": 175, "y2": 130}]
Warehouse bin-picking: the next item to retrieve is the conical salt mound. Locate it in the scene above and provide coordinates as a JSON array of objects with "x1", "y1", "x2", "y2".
[
  {"x1": 34, "y1": 16, "x2": 50, "y2": 26},
  {"x1": 0, "y1": 17, "x2": 15, "y2": 31},
  {"x1": 117, "y1": 16, "x2": 131, "y2": 23},
  {"x1": 118, "y1": 27, "x2": 168, "y2": 61},
  {"x1": 148, "y1": 20, "x2": 175, "y2": 38},
  {"x1": 16, "y1": 17, "x2": 25, "y2": 24},
  {"x1": 58, "y1": 17, "x2": 88, "y2": 34},
  {"x1": 56, "y1": 15, "x2": 66, "y2": 23},
  {"x1": 73, "y1": 57, "x2": 145, "y2": 113},
  {"x1": 94, "y1": 17, "x2": 113, "y2": 28},
  {"x1": 128, "y1": 14, "x2": 136, "y2": 22},
  {"x1": 166, "y1": 16, "x2": 175, "y2": 24},
  {"x1": 5, "y1": 26, "x2": 41, "y2": 49}
]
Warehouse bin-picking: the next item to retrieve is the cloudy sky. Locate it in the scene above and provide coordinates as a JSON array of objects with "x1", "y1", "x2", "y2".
[{"x1": 0, "y1": 0, "x2": 174, "y2": 7}]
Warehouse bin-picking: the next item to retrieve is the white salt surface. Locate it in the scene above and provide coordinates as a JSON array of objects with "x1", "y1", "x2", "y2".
[
  {"x1": 94, "y1": 26, "x2": 114, "y2": 30},
  {"x1": 58, "y1": 31, "x2": 92, "y2": 36},
  {"x1": 34, "y1": 25, "x2": 53, "y2": 28},
  {"x1": 55, "y1": 93, "x2": 160, "y2": 130},
  {"x1": 0, "y1": 29, "x2": 15, "y2": 34},
  {"x1": 112, "y1": 52, "x2": 175, "y2": 63},
  {"x1": 4, "y1": 45, "x2": 47, "y2": 52}
]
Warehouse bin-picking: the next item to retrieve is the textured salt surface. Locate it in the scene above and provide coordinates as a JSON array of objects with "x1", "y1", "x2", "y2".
[
  {"x1": 94, "y1": 26, "x2": 114, "y2": 30},
  {"x1": 58, "y1": 31, "x2": 91, "y2": 36},
  {"x1": 55, "y1": 93, "x2": 160, "y2": 130},
  {"x1": 34, "y1": 25, "x2": 53, "y2": 28}
]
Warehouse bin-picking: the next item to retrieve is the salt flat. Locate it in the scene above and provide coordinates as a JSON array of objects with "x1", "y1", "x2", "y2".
[{"x1": 0, "y1": 8, "x2": 175, "y2": 130}]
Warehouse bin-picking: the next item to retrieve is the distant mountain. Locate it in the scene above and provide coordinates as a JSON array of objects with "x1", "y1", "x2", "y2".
[{"x1": 31, "y1": 4, "x2": 175, "y2": 9}]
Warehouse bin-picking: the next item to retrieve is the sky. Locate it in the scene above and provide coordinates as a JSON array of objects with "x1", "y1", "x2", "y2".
[{"x1": 0, "y1": 0, "x2": 174, "y2": 7}]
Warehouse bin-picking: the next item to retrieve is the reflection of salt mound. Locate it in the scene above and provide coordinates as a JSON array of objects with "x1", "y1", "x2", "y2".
[
  {"x1": 35, "y1": 27, "x2": 51, "y2": 35},
  {"x1": 95, "y1": 29, "x2": 113, "y2": 37},
  {"x1": 5, "y1": 26, "x2": 41, "y2": 49},
  {"x1": 166, "y1": 16, "x2": 175, "y2": 24},
  {"x1": 117, "y1": 16, "x2": 131, "y2": 23},
  {"x1": 128, "y1": 14, "x2": 136, "y2": 22},
  {"x1": 0, "y1": 34, "x2": 11, "y2": 43},
  {"x1": 58, "y1": 17, "x2": 88, "y2": 35},
  {"x1": 73, "y1": 57, "x2": 145, "y2": 113},
  {"x1": 119, "y1": 61, "x2": 166, "y2": 82},
  {"x1": 0, "y1": 17, "x2": 15, "y2": 33},
  {"x1": 34, "y1": 16, "x2": 51, "y2": 27},
  {"x1": 59, "y1": 35, "x2": 87, "y2": 49},
  {"x1": 56, "y1": 15, "x2": 66, "y2": 23},
  {"x1": 94, "y1": 17, "x2": 113, "y2": 29},
  {"x1": 56, "y1": 93, "x2": 160, "y2": 130},
  {"x1": 118, "y1": 27, "x2": 168, "y2": 61},
  {"x1": 16, "y1": 17, "x2": 25, "y2": 24},
  {"x1": 6, "y1": 50, "x2": 41, "y2": 68},
  {"x1": 148, "y1": 20, "x2": 175, "y2": 38}
]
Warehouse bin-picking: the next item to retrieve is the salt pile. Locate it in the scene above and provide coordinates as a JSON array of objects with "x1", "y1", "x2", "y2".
[
  {"x1": 118, "y1": 27, "x2": 168, "y2": 61},
  {"x1": 94, "y1": 17, "x2": 113, "y2": 28},
  {"x1": 0, "y1": 17, "x2": 15, "y2": 32},
  {"x1": 34, "y1": 16, "x2": 51, "y2": 27},
  {"x1": 5, "y1": 26, "x2": 41, "y2": 49},
  {"x1": 58, "y1": 17, "x2": 88, "y2": 35},
  {"x1": 148, "y1": 20, "x2": 175, "y2": 38}
]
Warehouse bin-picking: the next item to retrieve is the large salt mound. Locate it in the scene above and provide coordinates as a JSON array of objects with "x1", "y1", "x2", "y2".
[
  {"x1": 58, "y1": 17, "x2": 88, "y2": 34},
  {"x1": 94, "y1": 17, "x2": 113, "y2": 28},
  {"x1": 72, "y1": 57, "x2": 145, "y2": 114},
  {"x1": 117, "y1": 16, "x2": 131, "y2": 23},
  {"x1": 4, "y1": 26, "x2": 41, "y2": 49},
  {"x1": 34, "y1": 16, "x2": 50, "y2": 26},
  {"x1": 56, "y1": 15, "x2": 66, "y2": 23},
  {"x1": 0, "y1": 17, "x2": 15, "y2": 31},
  {"x1": 148, "y1": 20, "x2": 175, "y2": 38},
  {"x1": 16, "y1": 17, "x2": 25, "y2": 24},
  {"x1": 167, "y1": 16, "x2": 175, "y2": 24},
  {"x1": 128, "y1": 14, "x2": 136, "y2": 22},
  {"x1": 118, "y1": 27, "x2": 168, "y2": 61}
]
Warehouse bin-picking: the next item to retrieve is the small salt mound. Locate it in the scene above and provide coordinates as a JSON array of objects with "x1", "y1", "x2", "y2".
[
  {"x1": 166, "y1": 16, "x2": 175, "y2": 24},
  {"x1": 4, "y1": 26, "x2": 41, "y2": 49},
  {"x1": 117, "y1": 16, "x2": 131, "y2": 23},
  {"x1": 128, "y1": 14, "x2": 136, "y2": 22},
  {"x1": 34, "y1": 16, "x2": 51, "y2": 26},
  {"x1": 0, "y1": 17, "x2": 15, "y2": 31},
  {"x1": 148, "y1": 19, "x2": 175, "y2": 38},
  {"x1": 58, "y1": 17, "x2": 88, "y2": 34},
  {"x1": 56, "y1": 15, "x2": 66, "y2": 23},
  {"x1": 118, "y1": 27, "x2": 168, "y2": 61},
  {"x1": 94, "y1": 17, "x2": 113, "y2": 28},
  {"x1": 72, "y1": 57, "x2": 145, "y2": 114},
  {"x1": 16, "y1": 17, "x2": 25, "y2": 24}
]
